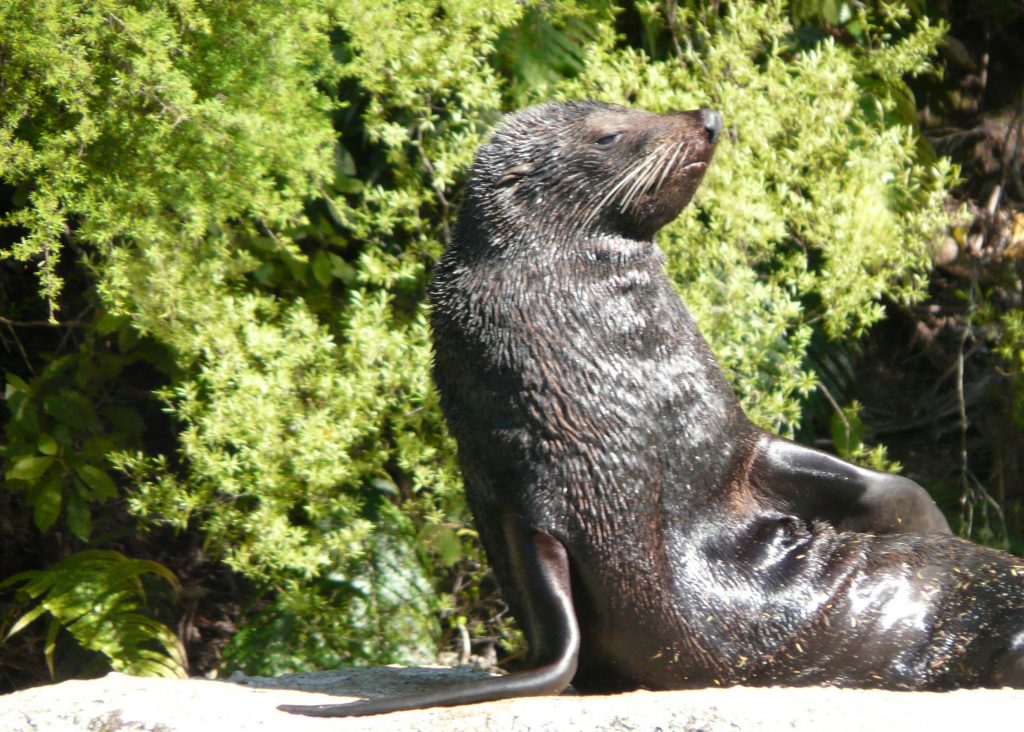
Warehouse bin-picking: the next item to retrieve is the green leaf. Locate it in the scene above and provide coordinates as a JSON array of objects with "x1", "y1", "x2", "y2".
[
  {"x1": 323, "y1": 193, "x2": 349, "y2": 226},
  {"x1": 30, "y1": 476, "x2": 63, "y2": 533},
  {"x1": 43, "y1": 390, "x2": 99, "y2": 431},
  {"x1": 75, "y1": 464, "x2": 118, "y2": 501},
  {"x1": 312, "y1": 250, "x2": 333, "y2": 287},
  {"x1": 41, "y1": 355, "x2": 75, "y2": 381},
  {"x1": 830, "y1": 407, "x2": 865, "y2": 459},
  {"x1": 329, "y1": 253, "x2": 357, "y2": 285},
  {"x1": 118, "y1": 326, "x2": 139, "y2": 354},
  {"x1": 53, "y1": 423, "x2": 73, "y2": 447},
  {"x1": 44, "y1": 617, "x2": 60, "y2": 679},
  {"x1": 37, "y1": 434, "x2": 59, "y2": 456},
  {"x1": 82, "y1": 435, "x2": 116, "y2": 461},
  {"x1": 4, "y1": 602, "x2": 50, "y2": 640},
  {"x1": 253, "y1": 261, "x2": 276, "y2": 285},
  {"x1": 96, "y1": 311, "x2": 129, "y2": 335},
  {"x1": 101, "y1": 405, "x2": 145, "y2": 435},
  {"x1": 0, "y1": 567, "x2": 56, "y2": 597},
  {"x1": 66, "y1": 491, "x2": 92, "y2": 541},
  {"x1": 333, "y1": 176, "x2": 363, "y2": 195},
  {"x1": 6, "y1": 455, "x2": 55, "y2": 482},
  {"x1": 371, "y1": 476, "x2": 399, "y2": 496},
  {"x1": 333, "y1": 141, "x2": 357, "y2": 179},
  {"x1": 5, "y1": 373, "x2": 31, "y2": 398},
  {"x1": 13, "y1": 397, "x2": 40, "y2": 435},
  {"x1": 821, "y1": 0, "x2": 839, "y2": 25},
  {"x1": 422, "y1": 524, "x2": 462, "y2": 568}
]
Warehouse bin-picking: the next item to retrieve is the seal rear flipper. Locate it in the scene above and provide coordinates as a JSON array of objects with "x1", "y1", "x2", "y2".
[
  {"x1": 750, "y1": 435, "x2": 950, "y2": 534},
  {"x1": 278, "y1": 529, "x2": 579, "y2": 717}
]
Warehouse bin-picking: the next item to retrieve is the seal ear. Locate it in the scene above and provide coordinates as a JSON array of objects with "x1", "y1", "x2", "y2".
[{"x1": 497, "y1": 162, "x2": 536, "y2": 186}]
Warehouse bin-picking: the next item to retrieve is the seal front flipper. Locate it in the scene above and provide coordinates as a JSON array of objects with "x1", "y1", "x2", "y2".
[
  {"x1": 749, "y1": 434, "x2": 950, "y2": 534},
  {"x1": 278, "y1": 528, "x2": 579, "y2": 717}
]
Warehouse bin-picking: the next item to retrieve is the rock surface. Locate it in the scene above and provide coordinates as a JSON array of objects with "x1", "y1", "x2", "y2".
[{"x1": 1, "y1": 666, "x2": 1022, "y2": 731}]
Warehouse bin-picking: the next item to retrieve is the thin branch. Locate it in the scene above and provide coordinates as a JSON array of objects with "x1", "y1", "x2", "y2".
[
  {"x1": 663, "y1": 1, "x2": 685, "y2": 60},
  {"x1": 950, "y1": 271, "x2": 1009, "y2": 545},
  {"x1": 816, "y1": 380, "x2": 851, "y2": 437},
  {"x1": 57, "y1": 305, "x2": 93, "y2": 352},
  {"x1": 1, "y1": 321, "x2": 34, "y2": 374},
  {"x1": 0, "y1": 316, "x2": 88, "y2": 329},
  {"x1": 1001, "y1": 86, "x2": 1024, "y2": 201},
  {"x1": 456, "y1": 622, "x2": 471, "y2": 665},
  {"x1": 956, "y1": 268, "x2": 974, "y2": 536}
]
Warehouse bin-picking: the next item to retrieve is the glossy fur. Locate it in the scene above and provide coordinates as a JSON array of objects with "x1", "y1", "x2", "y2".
[{"x1": 281, "y1": 101, "x2": 1024, "y2": 718}]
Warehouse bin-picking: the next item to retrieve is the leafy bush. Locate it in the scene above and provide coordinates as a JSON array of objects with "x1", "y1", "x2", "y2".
[{"x1": 1, "y1": 0, "x2": 953, "y2": 676}]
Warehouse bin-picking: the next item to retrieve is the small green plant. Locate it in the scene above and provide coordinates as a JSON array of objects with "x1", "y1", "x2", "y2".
[
  {"x1": 828, "y1": 400, "x2": 902, "y2": 472},
  {"x1": 1, "y1": 550, "x2": 185, "y2": 678},
  {"x1": 2, "y1": 318, "x2": 164, "y2": 541}
]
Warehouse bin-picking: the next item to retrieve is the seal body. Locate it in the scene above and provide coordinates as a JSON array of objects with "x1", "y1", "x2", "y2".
[
  {"x1": 281, "y1": 101, "x2": 1023, "y2": 718},
  {"x1": 430, "y1": 101, "x2": 1023, "y2": 691}
]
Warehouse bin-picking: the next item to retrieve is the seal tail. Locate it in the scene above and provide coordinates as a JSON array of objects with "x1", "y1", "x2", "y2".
[
  {"x1": 278, "y1": 530, "x2": 580, "y2": 717},
  {"x1": 277, "y1": 661, "x2": 575, "y2": 717}
]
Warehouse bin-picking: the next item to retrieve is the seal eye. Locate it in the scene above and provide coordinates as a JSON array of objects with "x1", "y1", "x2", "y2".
[{"x1": 594, "y1": 132, "x2": 621, "y2": 149}]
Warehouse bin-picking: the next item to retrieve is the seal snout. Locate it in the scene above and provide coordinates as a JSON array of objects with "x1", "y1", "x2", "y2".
[{"x1": 701, "y1": 110, "x2": 723, "y2": 144}]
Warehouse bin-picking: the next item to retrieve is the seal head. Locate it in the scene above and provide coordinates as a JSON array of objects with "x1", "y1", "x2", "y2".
[{"x1": 471, "y1": 101, "x2": 720, "y2": 243}]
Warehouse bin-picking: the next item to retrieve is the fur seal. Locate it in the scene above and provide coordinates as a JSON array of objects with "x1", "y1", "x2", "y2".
[{"x1": 281, "y1": 101, "x2": 1023, "y2": 717}]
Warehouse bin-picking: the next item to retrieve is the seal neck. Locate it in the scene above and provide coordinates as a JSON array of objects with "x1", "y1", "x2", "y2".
[{"x1": 453, "y1": 187, "x2": 662, "y2": 269}]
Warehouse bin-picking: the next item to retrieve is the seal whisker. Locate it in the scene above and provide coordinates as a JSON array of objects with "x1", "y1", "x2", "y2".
[
  {"x1": 634, "y1": 140, "x2": 678, "y2": 205},
  {"x1": 614, "y1": 153, "x2": 660, "y2": 206},
  {"x1": 590, "y1": 158, "x2": 650, "y2": 211},
  {"x1": 582, "y1": 153, "x2": 659, "y2": 228},
  {"x1": 623, "y1": 150, "x2": 665, "y2": 210},
  {"x1": 618, "y1": 153, "x2": 663, "y2": 211},
  {"x1": 654, "y1": 141, "x2": 688, "y2": 194},
  {"x1": 631, "y1": 138, "x2": 683, "y2": 208}
]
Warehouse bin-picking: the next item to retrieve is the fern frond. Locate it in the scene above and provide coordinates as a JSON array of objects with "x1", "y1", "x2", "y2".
[{"x1": 2, "y1": 550, "x2": 186, "y2": 678}]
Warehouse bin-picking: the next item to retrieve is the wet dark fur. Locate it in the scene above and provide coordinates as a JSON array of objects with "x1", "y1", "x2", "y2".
[
  {"x1": 281, "y1": 101, "x2": 1024, "y2": 718},
  {"x1": 430, "y1": 101, "x2": 1024, "y2": 691}
]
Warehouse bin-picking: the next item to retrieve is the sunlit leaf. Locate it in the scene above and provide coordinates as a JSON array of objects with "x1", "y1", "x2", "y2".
[{"x1": 6, "y1": 455, "x2": 54, "y2": 482}]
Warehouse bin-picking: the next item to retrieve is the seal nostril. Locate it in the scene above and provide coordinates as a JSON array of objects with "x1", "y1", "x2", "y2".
[{"x1": 701, "y1": 109, "x2": 723, "y2": 144}]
